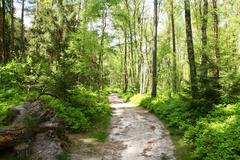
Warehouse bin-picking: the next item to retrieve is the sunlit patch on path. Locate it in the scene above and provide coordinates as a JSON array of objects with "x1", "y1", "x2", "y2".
[
  {"x1": 68, "y1": 94, "x2": 175, "y2": 160},
  {"x1": 102, "y1": 94, "x2": 175, "y2": 160}
]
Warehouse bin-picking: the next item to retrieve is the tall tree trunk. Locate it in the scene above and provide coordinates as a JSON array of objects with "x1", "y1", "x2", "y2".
[
  {"x1": 144, "y1": 30, "x2": 150, "y2": 92},
  {"x1": 125, "y1": 0, "x2": 134, "y2": 89},
  {"x1": 11, "y1": 0, "x2": 14, "y2": 54},
  {"x1": 238, "y1": 33, "x2": 240, "y2": 73},
  {"x1": 184, "y1": 0, "x2": 198, "y2": 99},
  {"x1": 200, "y1": 0, "x2": 208, "y2": 81},
  {"x1": 171, "y1": 0, "x2": 177, "y2": 93},
  {"x1": 99, "y1": 8, "x2": 107, "y2": 92},
  {"x1": 124, "y1": 32, "x2": 128, "y2": 93},
  {"x1": 76, "y1": 0, "x2": 82, "y2": 28},
  {"x1": 20, "y1": 0, "x2": 25, "y2": 54},
  {"x1": 133, "y1": 0, "x2": 138, "y2": 91},
  {"x1": 1, "y1": 0, "x2": 6, "y2": 63},
  {"x1": 36, "y1": 0, "x2": 39, "y2": 15},
  {"x1": 212, "y1": 0, "x2": 220, "y2": 80},
  {"x1": 151, "y1": 0, "x2": 158, "y2": 97},
  {"x1": 139, "y1": 4, "x2": 145, "y2": 94}
]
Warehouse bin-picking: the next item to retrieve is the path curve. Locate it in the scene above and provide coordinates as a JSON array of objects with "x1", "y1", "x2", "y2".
[
  {"x1": 68, "y1": 94, "x2": 175, "y2": 160},
  {"x1": 102, "y1": 94, "x2": 175, "y2": 160}
]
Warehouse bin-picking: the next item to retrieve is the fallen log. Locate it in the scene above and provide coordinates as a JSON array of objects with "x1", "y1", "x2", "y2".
[
  {"x1": 0, "y1": 101, "x2": 65, "y2": 149},
  {"x1": 0, "y1": 126, "x2": 31, "y2": 148}
]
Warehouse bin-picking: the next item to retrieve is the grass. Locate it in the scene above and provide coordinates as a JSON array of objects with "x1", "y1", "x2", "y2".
[
  {"x1": 87, "y1": 113, "x2": 111, "y2": 142},
  {"x1": 56, "y1": 152, "x2": 68, "y2": 160},
  {"x1": 168, "y1": 127, "x2": 193, "y2": 160}
]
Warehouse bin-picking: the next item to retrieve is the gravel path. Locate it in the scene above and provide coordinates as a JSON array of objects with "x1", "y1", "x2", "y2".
[{"x1": 69, "y1": 94, "x2": 175, "y2": 160}]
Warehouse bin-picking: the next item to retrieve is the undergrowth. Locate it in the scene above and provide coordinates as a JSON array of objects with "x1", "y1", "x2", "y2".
[
  {"x1": 41, "y1": 86, "x2": 111, "y2": 141},
  {"x1": 0, "y1": 89, "x2": 27, "y2": 126}
]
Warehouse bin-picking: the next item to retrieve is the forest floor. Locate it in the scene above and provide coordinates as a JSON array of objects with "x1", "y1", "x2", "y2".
[{"x1": 68, "y1": 93, "x2": 175, "y2": 160}]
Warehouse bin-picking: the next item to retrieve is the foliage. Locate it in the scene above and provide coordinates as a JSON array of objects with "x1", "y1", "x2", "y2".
[
  {"x1": 0, "y1": 0, "x2": 113, "y2": 142},
  {"x1": 185, "y1": 103, "x2": 240, "y2": 159},
  {"x1": 139, "y1": 95, "x2": 193, "y2": 131},
  {"x1": 0, "y1": 62, "x2": 26, "y2": 90},
  {"x1": 86, "y1": 111, "x2": 111, "y2": 142},
  {"x1": 222, "y1": 73, "x2": 240, "y2": 103},
  {"x1": 56, "y1": 152, "x2": 68, "y2": 160},
  {"x1": 66, "y1": 27, "x2": 104, "y2": 89},
  {"x1": 129, "y1": 94, "x2": 147, "y2": 105},
  {"x1": 41, "y1": 87, "x2": 111, "y2": 133},
  {"x1": 0, "y1": 89, "x2": 26, "y2": 126},
  {"x1": 119, "y1": 92, "x2": 135, "y2": 101},
  {"x1": 0, "y1": 62, "x2": 28, "y2": 126}
]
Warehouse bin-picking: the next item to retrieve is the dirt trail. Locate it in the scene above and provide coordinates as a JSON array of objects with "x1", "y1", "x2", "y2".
[{"x1": 68, "y1": 94, "x2": 175, "y2": 160}]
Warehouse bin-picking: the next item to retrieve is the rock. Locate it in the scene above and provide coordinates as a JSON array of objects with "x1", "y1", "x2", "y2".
[
  {"x1": 0, "y1": 100, "x2": 68, "y2": 159},
  {"x1": 30, "y1": 133, "x2": 64, "y2": 160},
  {"x1": 14, "y1": 143, "x2": 31, "y2": 160}
]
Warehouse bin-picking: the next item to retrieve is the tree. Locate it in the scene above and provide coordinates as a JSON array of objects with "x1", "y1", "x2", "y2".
[
  {"x1": 98, "y1": 3, "x2": 107, "y2": 92},
  {"x1": 20, "y1": 0, "x2": 25, "y2": 54},
  {"x1": 124, "y1": 31, "x2": 128, "y2": 92},
  {"x1": 212, "y1": 0, "x2": 220, "y2": 80},
  {"x1": 170, "y1": 0, "x2": 177, "y2": 93},
  {"x1": 1, "y1": 0, "x2": 6, "y2": 63},
  {"x1": 124, "y1": 0, "x2": 134, "y2": 89},
  {"x1": 151, "y1": 0, "x2": 158, "y2": 97},
  {"x1": 200, "y1": 0, "x2": 208, "y2": 81},
  {"x1": 10, "y1": 0, "x2": 14, "y2": 54},
  {"x1": 184, "y1": 0, "x2": 197, "y2": 99}
]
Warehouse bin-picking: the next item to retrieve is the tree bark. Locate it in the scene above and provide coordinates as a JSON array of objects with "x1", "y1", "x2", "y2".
[
  {"x1": 99, "y1": 7, "x2": 107, "y2": 92},
  {"x1": 0, "y1": 127, "x2": 31, "y2": 148},
  {"x1": 200, "y1": 0, "x2": 208, "y2": 81},
  {"x1": 238, "y1": 33, "x2": 240, "y2": 73},
  {"x1": 184, "y1": 0, "x2": 198, "y2": 99},
  {"x1": 124, "y1": 32, "x2": 128, "y2": 93},
  {"x1": 144, "y1": 29, "x2": 150, "y2": 93},
  {"x1": 20, "y1": 0, "x2": 25, "y2": 54},
  {"x1": 1, "y1": 0, "x2": 6, "y2": 63},
  {"x1": 171, "y1": 0, "x2": 177, "y2": 93},
  {"x1": 151, "y1": 0, "x2": 158, "y2": 97},
  {"x1": 212, "y1": 0, "x2": 220, "y2": 80},
  {"x1": 11, "y1": 0, "x2": 14, "y2": 54},
  {"x1": 125, "y1": 0, "x2": 134, "y2": 89},
  {"x1": 36, "y1": 0, "x2": 39, "y2": 15}
]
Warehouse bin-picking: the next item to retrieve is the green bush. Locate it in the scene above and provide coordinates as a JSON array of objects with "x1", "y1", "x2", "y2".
[
  {"x1": 41, "y1": 87, "x2": 111, "y2": 133},
  {"x1": 0, "y1": 62, "x2": 29, "y2": 126},
  {"x1": 185, "y1": 103, "x2": 240, "y2": 160},
  {"x1": 0, "y1": 89, "x2": 26, "y2": 126},
  {"x1": 139, "y1": 95, "x2": 192, "y2": 131},
  {"x1": 120, "y1": 92, "x2": 135, "y2": 101},
  {"x1": 68, "y1": 87, "x2": 111, "y2": 122},
  {"x1": 0, "y1": 62, "x2": 26, "y2": 90},
  {"x1": 129, "y1": 94, "x2": 147, "y2": 105}
]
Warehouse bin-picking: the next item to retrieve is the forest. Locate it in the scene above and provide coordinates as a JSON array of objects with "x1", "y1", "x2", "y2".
[{"x1": 1, "y1": 0, "x2": 240, "y2": 159}]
